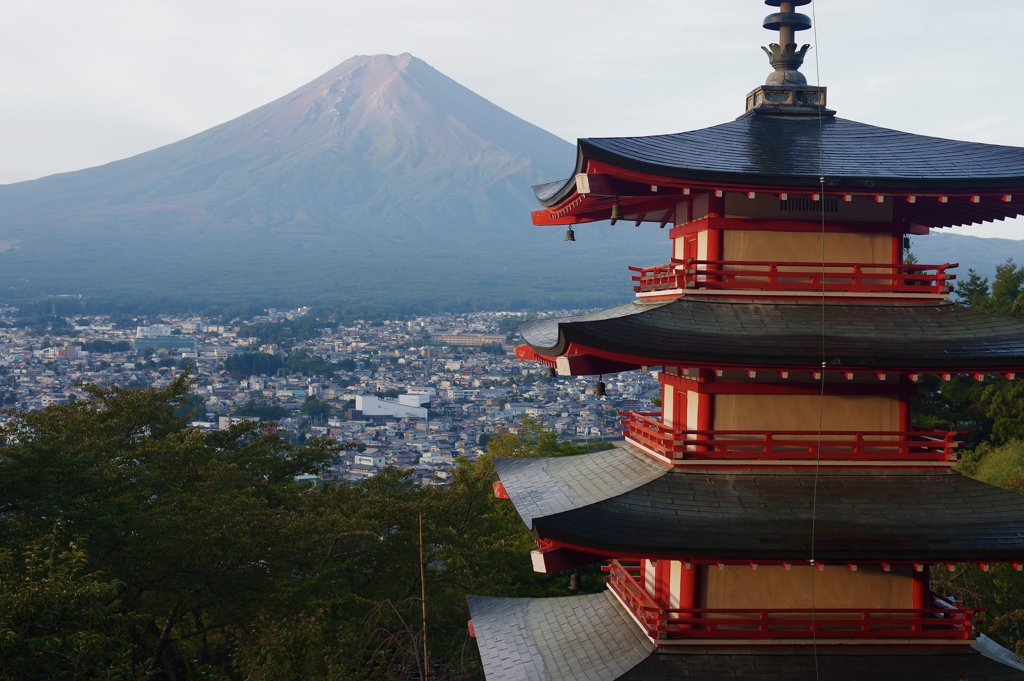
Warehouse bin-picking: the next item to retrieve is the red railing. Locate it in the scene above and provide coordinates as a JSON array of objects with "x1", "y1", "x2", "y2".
[
  {"x1": 605, "y1": 560, "x2": 980, "y2": 641},
  {"x1": 630, "y1": 259, "x2": 957, "y2": 296},
  {"x1": 620, "y1": 411, "x2": 961, "y2": 463}
]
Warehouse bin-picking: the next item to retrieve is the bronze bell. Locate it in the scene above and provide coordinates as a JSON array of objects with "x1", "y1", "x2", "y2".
[
  {"x1": 595, "y1": 376, "x2": 606, "y2": 397},
  {"x1": 547, "y1": 367, "x2": 556, "y2": 378},
  {"x1": 610, "y1": 203, "x2": 623, "y2": 221},
  {"x1": 565, "y1": 227, "x2": 576, "y2": 242}
]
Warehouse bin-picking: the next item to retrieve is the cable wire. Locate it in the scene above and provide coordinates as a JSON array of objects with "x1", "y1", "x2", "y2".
[{"x1": 810, "y1": 2, "x2": 826, "y2": 679}]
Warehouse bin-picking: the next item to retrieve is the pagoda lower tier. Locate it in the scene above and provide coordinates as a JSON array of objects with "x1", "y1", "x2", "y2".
[
  {"x1": 468, "y1": 592, "x2": 1024, "y2": 681},
  {"x1": 466, "y1": 444, "x2": 1024, "y2": 679}
]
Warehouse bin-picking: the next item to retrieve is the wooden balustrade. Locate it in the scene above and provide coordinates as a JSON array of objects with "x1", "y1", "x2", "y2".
[
  {"x1": 619, "y1": 411, "x2": 961, "y2": 463},
  {"x1": 604, "y1": 560, "x2": 979, "y2": 641},
  {"x1": 630, "y1": 259, "x2": 957, "y2": 296}
]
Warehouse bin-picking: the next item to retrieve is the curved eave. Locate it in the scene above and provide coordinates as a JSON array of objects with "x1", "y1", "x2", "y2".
[
  {"x1": 532, "y1": 116, "x2": 1024, "y2": 228},
  {"x1": 518, "y1": 299, "x2": 1024, "y2": 374},
  {"x1": 497, "y1": 450, "x2": 1024, "y2": 563}
]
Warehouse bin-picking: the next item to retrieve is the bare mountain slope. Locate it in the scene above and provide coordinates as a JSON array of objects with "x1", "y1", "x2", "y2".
[{"x1": 0, "y1": 54, "x2": 662, "y2": 311}]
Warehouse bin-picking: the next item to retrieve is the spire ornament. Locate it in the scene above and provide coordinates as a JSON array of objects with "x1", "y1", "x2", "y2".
[
  {"x1": 761, "y1": 0, "x2": 812, "y2": 85},
  {"x1": 761, "y1": 42, "x2": 811, "y2": 86},
  {"x1": 742, "y1": 0, "x2": 833, "y2": 116}
]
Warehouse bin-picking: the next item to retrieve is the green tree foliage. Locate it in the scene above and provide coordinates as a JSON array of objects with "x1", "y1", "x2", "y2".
[
  {"x1": 954, "y1": 268, "x2": 991, "y2": 308},
  {"x1": 300, "y1": 397, "x2": 333, "y2": 420},
  {"x1": 238, "y1": 318, "x2": 325, "y2": 346},
  {"x1": 0, "y1": 536, "x2": 134, "y2": 680},
  {"x1": 0, "y1": 376, "x2": 596, "y2": 679},
  {"x1": 0, "y1": 373, "x2": 339, "y2": 678},
  {"x1": 235, "y1": 400, "x2": 290, "y2": 420},
  {"x1": 953, "y1": 259, "x2": 1024, "y2": 315},
  {"x1": 485, "y1": 416, "x2": 608, "y2": 460},
  {"x1": 284, "y1": 349, "x2": 337, "y2": 377},
  {"x1": 223, "y1": 351, "x2": 283, "y2": 377},
  {"x1": 478, "y1": 342, "x2": 506, "y2": 356},
  {"x1": 80, "y1": 339, "x2": 132, "y2": 353}
]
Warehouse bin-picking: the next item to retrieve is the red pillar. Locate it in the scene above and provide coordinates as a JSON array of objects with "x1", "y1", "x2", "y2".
[{"x1": 912, "y1": 566, "x2": 931, "y2": 610}]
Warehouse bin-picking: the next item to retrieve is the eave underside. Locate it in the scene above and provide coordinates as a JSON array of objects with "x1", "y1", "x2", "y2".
[{"x1": 495, "y1": 446, "x2": 1024, "y2": 563}]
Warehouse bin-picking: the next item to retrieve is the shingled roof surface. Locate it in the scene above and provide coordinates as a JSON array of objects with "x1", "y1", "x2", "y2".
[
  {"x1": 535, "y1": 116, "x2": 1024, "y2": 206},
  {"x1": 497, "y1": 445, "x2": 1024, "y2": 563},
  {"x1": 468, "y1": 590, "x2": 1024, "y2": 680},
  {"x1": 619, "y1": 645, "x2": 1024, "y2": 681},
  {"x1": 467, "y1": 592, "x2": 654, "y2": 681},
  {"x1": 518, "y1": 299, "x2": 1024, "y2": 372}
]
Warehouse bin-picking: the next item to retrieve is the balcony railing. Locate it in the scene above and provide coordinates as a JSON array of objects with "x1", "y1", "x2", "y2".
[
  {"x1": 630, "y1": 259, "x2": 957, "y2": 296},
  {"x1": 620, "y1": 411, "x2": 961, "y2": 463},
  {"x1": 605, "y1": 560, "x2": 980, "y2": 642}
]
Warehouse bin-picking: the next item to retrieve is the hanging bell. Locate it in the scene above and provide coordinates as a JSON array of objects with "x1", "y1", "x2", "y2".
[
  {"x1": 565, "y1": 227, "x2": 576, "y2": 242},
  {"x1": 594, "y1": 376, "x2": 606, "y2": 397},
  {"x1": 610, "y1": 202, "x2": 623, "y2": 223},
  {"x1": 547, "y1": 366, "x2": 557, "y2": 378}
]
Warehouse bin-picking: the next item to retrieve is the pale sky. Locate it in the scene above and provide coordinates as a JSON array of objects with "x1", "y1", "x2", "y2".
[{"x1": 3, "y1": 0, "x2": 1023, "y2": 236}]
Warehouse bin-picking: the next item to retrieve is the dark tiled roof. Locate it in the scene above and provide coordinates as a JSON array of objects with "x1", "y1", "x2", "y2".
[
  {"x1": 518, "y1": 299, "x2": 1024, "y2": 372},
  {"x1": 493, "y1": 444, "x2": 665, "y2": 526},
  {"x1": 468, "y1": 589, "x2": 1024, "y2": 680},
  {"x1": 621, "y1": 643, "x2": 1024, "y2": 681},
  {"x1": 536, "y1": 116, "x2": 1024, "y2": 206},
  {"x1": 501, "y1": 449, "x2": 1024, "y2": 562},
  {"x1": 467, "y1": 592, "x2": 654, "y2": 681}
]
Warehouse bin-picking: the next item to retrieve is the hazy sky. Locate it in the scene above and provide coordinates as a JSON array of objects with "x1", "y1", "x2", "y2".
[{"x1": 3, "y1": 0, "x2": 1023, "y2": 236}]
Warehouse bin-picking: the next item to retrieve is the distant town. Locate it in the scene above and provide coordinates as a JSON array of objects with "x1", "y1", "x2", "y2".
[{"x1": 0, "y1": 306, "x2": 658, "y2": 484}]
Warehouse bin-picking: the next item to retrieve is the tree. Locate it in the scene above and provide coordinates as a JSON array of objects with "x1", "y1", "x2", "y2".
[
  {"x1": 0, "y1": 371, "x2": 339, "y2": 678},
  {"x1": 954, "y1": 267, "x2": 990, "y2": 308},
  {"x1": 300, "y1": 397, "x2": 333, "y2": 420},
  {"x1": 223, "y1": 351, "x2": 283, "y2": 377},
  {"x1": 236, "y1": 399, "x2": 290, "y2": 420},
  {"x1": 0, "y1": 536, "x2": 134, "y2": 680},
  {"x1": 0, "y1": 377, "x2": 603, "y2": 678}
]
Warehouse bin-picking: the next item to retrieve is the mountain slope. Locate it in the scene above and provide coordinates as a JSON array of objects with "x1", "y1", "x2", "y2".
[{"x1": 0, "y1": 54, "x2": 663, "y2": 312}]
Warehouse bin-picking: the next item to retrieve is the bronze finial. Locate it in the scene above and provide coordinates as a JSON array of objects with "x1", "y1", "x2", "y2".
[{"x1": 762, "y1": 0, "x2": 812, "y2": 86}]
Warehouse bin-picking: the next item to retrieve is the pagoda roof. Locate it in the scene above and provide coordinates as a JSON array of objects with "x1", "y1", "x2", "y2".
[
  {"x1": 495, "y1": 445, "x2": 1024, "y2": 563},
  {"x1": 534, "y1": 116, "x2": 1024, "y2": 228},
  {"x1": 518, "y1": 299, "x2": 1024, "y2": 374},
  {"x1": 468, "y1": 593, "x2": 1024, "y2": 680},
  {"x1": 467, "y1": 591, "x2": 653, "y2": 681}
]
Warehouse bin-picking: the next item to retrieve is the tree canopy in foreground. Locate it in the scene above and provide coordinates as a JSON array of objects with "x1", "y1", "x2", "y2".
[{"x1": 0, "y1": 373, "x2": 603, "y2": 680}]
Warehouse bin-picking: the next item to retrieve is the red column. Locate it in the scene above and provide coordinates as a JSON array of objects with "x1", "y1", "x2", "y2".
[
  {"x1": 696, "y1": 391, "x2": 714, "y2": 452},
  {"x1": 912, "y1": 566, "x2": 931, "y2": 610},
  {"x1": 677, "y1": 562, "x2": 700, "y2": 630}
]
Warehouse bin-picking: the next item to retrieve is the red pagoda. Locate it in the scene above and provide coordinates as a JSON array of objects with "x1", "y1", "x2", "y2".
[{"x1": 468, "y1": 2, "x2": 1024, "y2": 679}]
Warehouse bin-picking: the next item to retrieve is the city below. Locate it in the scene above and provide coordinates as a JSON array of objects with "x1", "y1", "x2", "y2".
[{"x1": 0, "y1": 306, "x2": 658, "y2": 484}]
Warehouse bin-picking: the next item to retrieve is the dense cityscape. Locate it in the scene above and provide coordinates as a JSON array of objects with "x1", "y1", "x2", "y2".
[{"x1": 0, "y1": 305, "x2": 659, "y2": 484}]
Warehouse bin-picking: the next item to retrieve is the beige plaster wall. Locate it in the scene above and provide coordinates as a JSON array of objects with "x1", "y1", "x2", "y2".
[
  {"x1": 722, "y1": 231, "x2": 892, "y2": 266},
  {"x1": 703, "y1": 565, "x2": 914, "y2": 610},
  {"x1": 713, "y1": 394, "x2": 899, "y2": 435}
]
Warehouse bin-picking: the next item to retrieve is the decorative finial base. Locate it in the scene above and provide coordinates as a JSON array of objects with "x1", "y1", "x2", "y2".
[{"x1": 742, "y1": 84, "x2": 833, "y2": 118}]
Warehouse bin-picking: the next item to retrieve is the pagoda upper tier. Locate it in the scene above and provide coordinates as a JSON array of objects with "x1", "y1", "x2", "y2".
[{"x1": 534, "y1": 116, "x2": 1024, "y2": 229}]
